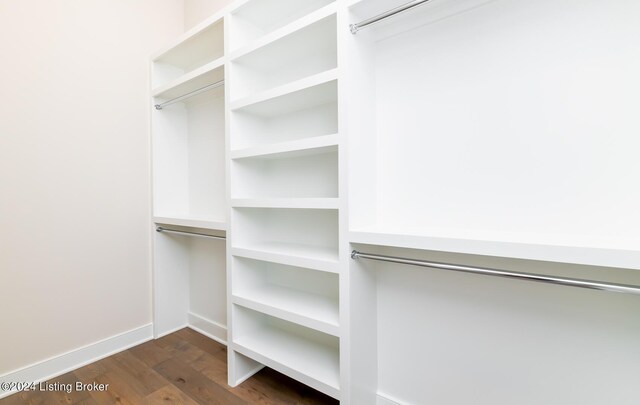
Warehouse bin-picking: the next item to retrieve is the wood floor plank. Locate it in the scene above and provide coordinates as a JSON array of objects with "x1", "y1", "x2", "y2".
[
  {"x1": 70, "y1": 397, "x2": 100, "y2": 405},
  {"x1": 174, "y1": 328, "x2": 226, "y2": 357},
  {"x1": 231, "y1": 368, "x2": 338, "y2": 405},
  {"x1": 144, "y1": 383, "x2": 200, "y2": 405},
  {"x1": 86, "y1": 371, "x2": 144, "y2": 405},
  {"x1": 0, "y1": 378, "x2": 91, "y2": 405},
  {"x1": 0, "y1": 390, "x2": 45, "y2": 405},
  {"x1": 190, "y1": 348, "x2": 228, "y2": 386},
  {"x1": 153, "y1": 358, "x2": 247, "y2": 405},
  {"x1": 73, "y1": 358, "x2": 110, "y2": 381},
  {"x1": 154, "y1": 333, "x2": 205, "y2": 365},
  {"x1": 110, "y1": 350, "x2": 168, "y2": 395},
  {"x1": 0, "y1": 328, "x2": 338, "y2": 405},
  {"x1": 128, "y1": 340, "x2": 173, "y2": 368},
  {"x1": 60, "y1": 372, "x2": 94, "y2": 404}
]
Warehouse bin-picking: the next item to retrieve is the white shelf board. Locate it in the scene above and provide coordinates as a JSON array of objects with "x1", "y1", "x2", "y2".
[
  {"x1": 231, "y1": 245, "x2": 339, "y2": 273},
  {"x1": 233, "y1": 324, "x2": 340, "y2": 399},
  {"x1": 152, "y1": 57, "x2": 224, "y2": 99},
  {"x1": 230, "y1": 69, "x2": 338, "y2": 113},
  {"x1": 349, "y1": 227, "x2": 640, "y2": 270},
  {"x1": 231, "y1": 198, "x2": 339, "y2": 210},
  {"x1": 230, "y1": 3, "x2": 337, "y2": 62},
  {"x1": 152, "y1": 13, "x2": 224, "y2": 62},
  {"x1": 230, "y1": 134, "x2": 339, "y2": 160},
  {"x1": 153, "y1": 214, "x2": 227, "y2": 231},
  {"x1": 233, "y1": 286, "x2": 339, "y2": 336}
]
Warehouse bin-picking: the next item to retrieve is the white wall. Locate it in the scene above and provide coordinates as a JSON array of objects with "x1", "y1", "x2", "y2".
[
  {"x1": 184, "y1": 0, "x2": 233, "y2": 30},
  {"x1": 0, "y1": 0, "x2": 184, "y2": 376},
  {"x1": 372, "y1": 247, "x2": 640, "y2": 405}
]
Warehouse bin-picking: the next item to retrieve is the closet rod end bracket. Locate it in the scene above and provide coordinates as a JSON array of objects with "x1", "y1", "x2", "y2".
[{"x1": 349, "y1": 24, "x2": 359, "y2": 34}]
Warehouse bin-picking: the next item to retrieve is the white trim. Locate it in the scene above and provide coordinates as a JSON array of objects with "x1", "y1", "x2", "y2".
[
  {"x1": 154, "y1": 323, "x2": 189, "y2": 339},
  {"x1": 0, "y1": 324, "x2": 153, "y2": 399},
  {"x1": 188, "y1": 312, "x2": 228, "y2": 345},
  {"x1": 377, "y1": 391, "x2": 404, "y2": 405}
]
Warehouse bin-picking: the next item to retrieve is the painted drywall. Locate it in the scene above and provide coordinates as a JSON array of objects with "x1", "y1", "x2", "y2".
[
  {"x1": 184, "y1": 0, "x2": 233, "y2": 30},
  {"x1": 0, "y1": 0, "x2": 184, "y2": 375}
]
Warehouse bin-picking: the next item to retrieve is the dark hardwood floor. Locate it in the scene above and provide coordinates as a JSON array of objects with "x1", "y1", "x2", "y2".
[{"x1": 0, "y1": 328, "x2": 338, "y2": 404}]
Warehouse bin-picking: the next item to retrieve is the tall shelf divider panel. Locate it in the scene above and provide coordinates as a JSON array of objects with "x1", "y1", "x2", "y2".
[
  {"x1": 151, "y1": 12, "x2": 229, "y2": 343},
  {"x1": 227, "y1": 0, "x2": 343, "y2": 400}
]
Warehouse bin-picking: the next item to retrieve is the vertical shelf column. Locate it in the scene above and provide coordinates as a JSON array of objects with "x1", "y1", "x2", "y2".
[
  {"x1": 226, "y1": 0, "x2": 343, "y2": 401},
  {"x1": 150, "y1": 13, "x2": 229, "y2": 343}
]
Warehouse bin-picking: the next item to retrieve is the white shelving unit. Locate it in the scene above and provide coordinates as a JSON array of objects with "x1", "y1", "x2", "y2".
[
  {"x1": 229, "y1": 12, "x2": 337, "y2": 100},
  {"x1": 228, "y1": 0, "x2": 336, "y2": 53},
  {"x1": 153, "y1": 226, "x2": 227, "y2": 341},
  {"x1": 233, "y1": 306, "x2": 340, "y2": 398},
  {"x1": 226, "y1": 0, "x2": 343, "y2": 400},
  {"x1": 149, "y1": 1, "x2": 640, "y2": 404},
  {"x1": 229, "y1": 74, "x2": 338, "y2": 150},
  {"x1": 152, "y1": 18, "x2": 224, "y2": 89},
  {"x1": 346, "y1": 0, "x2": 640, "y2": 267},
  {"x1": 232, "y1": 256, "x2": 339, "y2": 335},
  {"x1": 150, "y1": 12, "x2": 228, "y2": 343},
  {"x1": 344, "y1": 0, "x2": 640, "y2": 404},
  {"x1": 231, "y1": 148, "x2": 338, "y2": 199}
]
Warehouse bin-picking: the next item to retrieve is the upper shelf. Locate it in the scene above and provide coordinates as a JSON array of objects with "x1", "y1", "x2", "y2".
[
  {"x1": 231, "y1": 69, "x2": 338, "y2": 115},
  {"x1": 229, "y1": 0, "x2": 335, "y2": 53},
  {"x1": 152, "y1": 57, "x2": 224, "y2": 100},
  {"x1": 153, "y1": 214, "x2": 227, "y2": 231},
  {"x1": 349, "y1": 227, "x2": 640, "y2": 270},
  {"x1": 152, "y1": 16, "x2": 224, "y2": 90},
  {"x1": 229, "y1": 13, "x2": 337, "y2": 102}
]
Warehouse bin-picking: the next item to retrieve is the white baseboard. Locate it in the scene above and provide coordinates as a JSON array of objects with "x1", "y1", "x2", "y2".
[
  {"x1": 154, "y1": 323, "x2": 189, "y2": 339},
  {"x1": 187, "y1": 312, "x2": 227, "y2": 345},
  {"x1": 378, "y1": 391, "x2": 404, "y2": 405},
  {"x1": 0, "y1": 323, "x2": 153, "y2": 399}
]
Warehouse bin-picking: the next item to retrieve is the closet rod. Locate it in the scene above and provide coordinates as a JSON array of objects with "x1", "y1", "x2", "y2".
[
  {"x1": 351, "y1": 250, "x2": 640, "y2": 296},
  {"x1": 156, "y1": 226, "x2": 226, "y2": 240},
  {"x1": 154, "y1": 80, "x2": 224, "y2": 110},
  {"x1": 350, "y1": 0, "x2": 431, "y2": 34}
]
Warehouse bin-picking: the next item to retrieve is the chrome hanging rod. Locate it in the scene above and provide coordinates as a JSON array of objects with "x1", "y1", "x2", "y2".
[
  {"x1": 350, "y1": 0, "x2": 432, "y2": 34},
  {"x1": 351, "y1": 250, "x2": 640, "y2": 296},
  {"x1": 156, "y1": 226, "x2": 226, "y2": 240},
  {"x1": 154, "y1": 80, "x2": 224, "y2": 110}
]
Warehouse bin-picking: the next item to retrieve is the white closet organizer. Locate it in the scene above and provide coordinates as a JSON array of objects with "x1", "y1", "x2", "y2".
[
  {"x1": 346, "y1": 0, "x2": 640, "y2": 270},
  {"x1": 154, "y1": 227, "x2": 227, "y2": 340},
  {"x1": 344, "y1": 0, "x2": 640, "y2": 404},
  {"x1": 150, "y1": 0, "x2": 640, "y2": 404},
  {"x1": 227, "y1": 0, "x2": 343, "y2": 399},
  {"x1": 151, "y1": 14, "x2": 228, "y2": 343}
]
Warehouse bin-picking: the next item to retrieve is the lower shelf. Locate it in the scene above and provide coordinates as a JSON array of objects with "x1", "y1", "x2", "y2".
[
  {"x1": 233, "y1": 285, "x2": 339, "y2": 336},
  {"x1": 233, "y1": 306, "x2": 340, "y2": 399}
]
